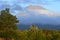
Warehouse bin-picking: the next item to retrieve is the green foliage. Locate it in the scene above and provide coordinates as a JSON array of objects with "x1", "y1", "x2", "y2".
[
  {"x1": 13, "y1": 25, "x2": 60, "y2": 40},
  {"x1": 0, "y1": 24, "x2": 60, "y2": 40},
  {"x1": 0, "y1": 8, "x2": 19, "y2": 30},
  {"x1": 0, "y1": 8, "x2": 19, "y2": 40}
]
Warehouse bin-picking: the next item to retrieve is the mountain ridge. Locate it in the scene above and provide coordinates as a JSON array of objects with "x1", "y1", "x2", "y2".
[{"x1": 16, "y1": 5, "x2": 60, "y2": 25}]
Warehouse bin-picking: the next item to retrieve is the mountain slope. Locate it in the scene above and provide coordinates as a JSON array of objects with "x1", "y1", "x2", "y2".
[{"x1": 16, "y1": 5, "x2": 60, "y2": 25}]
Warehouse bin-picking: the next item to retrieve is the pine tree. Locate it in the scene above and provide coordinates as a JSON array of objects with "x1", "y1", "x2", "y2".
[{"x1": 0, "y1": 8, "x2": 19, "y2": 31}]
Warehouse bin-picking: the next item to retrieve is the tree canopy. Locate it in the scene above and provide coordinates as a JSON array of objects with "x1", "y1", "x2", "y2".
[{"x1": 0, "y1": 8, "x2": 19, "y2": 31}]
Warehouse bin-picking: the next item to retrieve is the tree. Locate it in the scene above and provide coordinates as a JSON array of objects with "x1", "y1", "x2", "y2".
[
  {"x1": 27, "y1": 25, "x2": 39, "y2": 40},
  {"x1": 29, "y1": 25, "x2": 39, "y2": 32},
  {"x1": 0, "y1": 8, "x2": 19, "y2": 31}
]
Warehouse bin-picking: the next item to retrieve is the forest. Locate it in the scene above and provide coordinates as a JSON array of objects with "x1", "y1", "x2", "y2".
[{"x1": 0, "y1": 8, "x2": 60, "y2": 40}]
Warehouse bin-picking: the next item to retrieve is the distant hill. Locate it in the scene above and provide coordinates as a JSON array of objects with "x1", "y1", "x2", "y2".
[
  {"x1": 16, "y1": 5, "x2": 60, "y2": 25},
  {"x1": 16, "y1": 5, "x2": 60, "y2": 30},
  {"x1": 17, "y1": 23, "x2": 60, "y2": 30}
]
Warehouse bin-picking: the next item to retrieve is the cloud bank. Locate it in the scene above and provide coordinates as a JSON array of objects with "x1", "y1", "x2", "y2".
[
  {"x1": 27, "y1": 5, "x2": 60, "y2": 16},
  {"x1": 16, "y1": 5, "x2": 60, "y2": 17},
  {"x1": 16, "y1": 11, "x2": 30, "y2": 16},
  {"x1": 0, "y1": 0, "x2": 60, "y2": 14}
]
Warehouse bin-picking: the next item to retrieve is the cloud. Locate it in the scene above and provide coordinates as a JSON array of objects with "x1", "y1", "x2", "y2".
[
  {"x1": 0, "y1": 0, "x2": 54, "y2": 10},
  {"x1": 11, "y1": 4, "x2": 22, "y2": 10},
  {"x1": 16, "y1": 5, "x2": 60, "y2": 17},
  {"x1": 26, "y1": 5, "x2": 60, "y2": 16},
  {"x1": 0, "y1": 4, "x2": 11, "y2": 10},
  {"x1": 0, "y1": 0, "x2": 59, "y2": 6},
  {"x1": 16, "y1": 11, "x2": 30, "y2": 16},
  {"x1": 0, "y1": 0, "x2": 50, "y2": 5},
  {"x1": 0, "y1": 0, "x2": 60, "y2": 15}
]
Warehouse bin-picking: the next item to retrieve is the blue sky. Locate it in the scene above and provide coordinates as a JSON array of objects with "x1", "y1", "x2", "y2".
[
  {"x1": 0, "y1": 0, "x2": 60, "y2": 25},
  {"x1": 0, "y1": 0, "x2": 60, "y2": 14}
]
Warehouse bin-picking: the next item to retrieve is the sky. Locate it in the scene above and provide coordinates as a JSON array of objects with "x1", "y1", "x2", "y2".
[
  {"x1": 0, "y1": 0, "x2": 60, "y2": 25},
  {"x1": 0, "y1": 0, "x2": 60, "y2": 14}
]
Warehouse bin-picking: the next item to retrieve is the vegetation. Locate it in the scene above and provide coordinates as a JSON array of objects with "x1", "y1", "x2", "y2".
[
  {"x1": 16, "y1": 25, "x2": 60, "y2": 40},
  {"x1": 0, "y1": 8, "x2": 19, "y2": 40},
  {"x1": 0, "y1": 8, "x2": 60, "y2": 40},
  {"x1": 0, "y1": 8, "x2": 18, "y2": 31}
]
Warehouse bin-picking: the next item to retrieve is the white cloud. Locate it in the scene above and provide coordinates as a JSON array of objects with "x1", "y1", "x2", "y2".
[
  {"x1": 16, "y1": 11, "x2": 30, "y2": 16},
  {"x1": 16, "y1": 5, "x2": 60, "y2": 17},
  {"x1": 27, "y1": 5, "x2": 60, "y2": 16}
]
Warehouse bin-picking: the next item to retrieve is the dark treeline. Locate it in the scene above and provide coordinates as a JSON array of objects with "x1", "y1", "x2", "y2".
[{"x1": 18, "y1": 24, "x2": 60, "y2": 30}]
